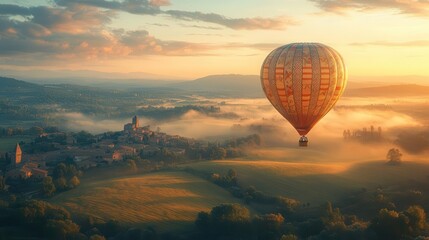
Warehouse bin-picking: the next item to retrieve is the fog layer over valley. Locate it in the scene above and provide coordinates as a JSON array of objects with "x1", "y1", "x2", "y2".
[{"x1": 3, "y1": 77, "x2": 429, "y2": 239}]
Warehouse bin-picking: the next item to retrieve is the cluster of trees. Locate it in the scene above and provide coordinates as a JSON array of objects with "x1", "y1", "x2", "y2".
[
  {"x1": 0, "y1": 100, "x2": 41, "y2": 121},
  {"x1": 43, "y1": 163, "x2": 81, "y2": 196},
  {"x1": 0, "y1": 196, "x2": 160, "y2": 240},
  {"x1": 343, "y1": 126, "x2": 383, "y2": 143},
  {"x1": 224, "y1": 134, "x2": 262, "y2": 148},
  {"x1": 210, "y1": 169, "x2": 238, "y2": 188},
  {"x1": 0, "y1": 191, "x2": 426, "y2": 240},
  {"x1": 195, "y1": 204, "x2": 292, "y2": 240},
  {"x1": 186, "y1": 135, "x2": 261, "y2": 161},
  {"x1": 0, "y1": 126, "x2": 59, "y2": 137},
  {"x1": 0, "y1": 198, "x2": 83, "y2": 239},
  {"x1": 370, "y1": 206, "x2": 427, "y2": 240},
  {"x1": 74, "y1": 131, "x2": 96, "y2": 146},
  {"x1": 193, "y1": 202, "x2": 428, "y2": 240},
  {"x1": 204, "y1": 168, "x2": 302, "y2": 212},
  {"x1": 303, "y1": 202, "x2": 428, "y2": 240}
]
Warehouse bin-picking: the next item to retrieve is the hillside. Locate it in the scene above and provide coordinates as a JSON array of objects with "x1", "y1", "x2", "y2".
[
  {"x1": 50, "y1": 171, "x2": 255, "y2": 232},
  {"x1": 344, "y1": 84, "x2": 429, "y2": 97},
  {"x1": 0, "y1": 77, "x2": 42, "y2": 98},
  {"x1": 0, "y1": 77, "x2": 40, "y2": 88},
  {"x1": 171, "y1": 74, "x2": 264, "y2": 97},
  {"x1": 182, "y1": 146, "x2": 429, "y2": 205}
]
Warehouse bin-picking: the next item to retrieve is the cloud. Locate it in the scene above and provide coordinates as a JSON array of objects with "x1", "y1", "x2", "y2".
[
  {"x1": 180, "y1": 24, "x2": 223, "y2": 30},
  {"x1": 0, "y1": 4, "x2": 113, "y2": 33},
  {"x1": 0, "y1": 10, "x2": 281, "y2": 59},
  {"x1": 119, "y1": 30, "x2": 217, "y2": 56},
  {"x1": 309, "y1": 0, "x2": 429, "y2": 16},
  {"x1": 165, "y1": 10, "x2": 293, "y2": 30},
  {"x1": 350, "y1": 40, "x2": 429, "y2": 47},
  {"x1": 0, "y1": 4, "x2": 32, "y2": 15},
  {"x1": 56, "y1": 112, "x2": 130, "y2": 133},
  {"x1": 223, "y1": 43, "x2": 282, "y2": 51},
  {"x1": 52, "y1": 0, "x2": 292, "y2": 30},
  {"x1": 0, "y1": 2, "x2": 288, "y2": 61},
  {"x1": 149, "y1": 0, "x2": 171, "y2": 7},
  {"x1": 53, "y1": 0, "x2": 161, "y2": 15}
]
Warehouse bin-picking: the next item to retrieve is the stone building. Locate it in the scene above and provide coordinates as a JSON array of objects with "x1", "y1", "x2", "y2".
[{"x1": 124, "y1": 116, "x2": 140, "y2": 132}]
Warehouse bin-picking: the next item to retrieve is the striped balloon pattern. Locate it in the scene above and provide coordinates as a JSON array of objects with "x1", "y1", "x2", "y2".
[{"x1": 260, "y1": 43, "x2": 347, "y2": 136}]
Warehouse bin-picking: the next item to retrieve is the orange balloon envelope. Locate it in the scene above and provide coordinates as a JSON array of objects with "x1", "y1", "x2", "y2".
[{"x1": 260, "y1": 43, "x2": 347, "y2": 146}]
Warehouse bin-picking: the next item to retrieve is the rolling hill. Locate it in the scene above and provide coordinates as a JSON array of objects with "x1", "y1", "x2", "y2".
[
  {"x1": 50, "y1": 171, "x2": 256, "y2": 232},
  {"x1": 183, "y1": 158, "x2": 429, "y2": 205},
  {"x1": 343, "y1": 84, "x2": 429, "y2": 97},
  {"x1": 171, "y1": 74, "x2": 264, "y2": 97}
]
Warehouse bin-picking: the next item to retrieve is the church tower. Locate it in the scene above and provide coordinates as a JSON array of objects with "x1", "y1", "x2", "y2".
[
  {"x1": 132, "y1": 115, "x2": 140, "y2": 129},
  {"x1": 13, "y1": 143, "x2": 22, "y2": 165}
]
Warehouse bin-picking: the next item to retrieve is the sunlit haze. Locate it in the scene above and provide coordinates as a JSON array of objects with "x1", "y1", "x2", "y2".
[{"x1": 1, "y1": 0, "x2": 429, "y2": 80}]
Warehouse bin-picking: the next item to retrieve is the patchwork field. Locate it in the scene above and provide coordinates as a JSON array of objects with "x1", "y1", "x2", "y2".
[{"x1": 50, "y1": 171, "x2": 252, "y2": 231}]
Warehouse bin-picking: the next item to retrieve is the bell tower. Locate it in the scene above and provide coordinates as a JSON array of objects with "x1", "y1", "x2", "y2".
[
  {"x1": 132, "y1": 115, "x2": 140, "y2": 129},
  {"x1": 14, "y1": 143, "x2": 22, "y2": 165}
]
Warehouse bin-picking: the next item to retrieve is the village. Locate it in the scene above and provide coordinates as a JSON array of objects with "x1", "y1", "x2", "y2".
[
  {"x1": 0, "y1": 116, "x2": 199, "y2": 186},
  {"x1": 0, "y1": 115, "x2": 259, "y2": 195}
]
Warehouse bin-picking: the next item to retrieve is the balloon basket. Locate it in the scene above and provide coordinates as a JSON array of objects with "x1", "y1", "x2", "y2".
[{"x1": 299, "y1": 136, "x2": 308, "y2": 147}]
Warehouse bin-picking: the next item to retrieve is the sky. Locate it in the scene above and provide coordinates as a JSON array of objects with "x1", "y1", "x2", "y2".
[{"x1": 0, "y1": 0, "x2": 429, "y2": 80}]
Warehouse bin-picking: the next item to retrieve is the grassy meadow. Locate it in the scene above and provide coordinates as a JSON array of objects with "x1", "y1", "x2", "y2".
[
  {"x1": 50, "y1": 145, "x2": 429, "y2": 233},
  {"x1": 50, "y1": 171, "x2": 254, "y2": 231},
  {"x1": 183, "y1": 147, "x2": 429, "y2": 205}
]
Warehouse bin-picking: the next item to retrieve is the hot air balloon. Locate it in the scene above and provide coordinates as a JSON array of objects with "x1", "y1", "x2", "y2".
[{"x1": 260, "y1": 43, "x2": 347, "y2": 147}]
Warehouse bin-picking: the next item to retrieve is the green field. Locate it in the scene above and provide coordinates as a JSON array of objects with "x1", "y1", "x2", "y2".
[
  {"x1": 50, "y1": 146, "x2": 429, "y2": 233},
  {"x1": 51, "y1": 171, "x2": 253, "y2": 231},
  {"x1": 183, "y1": 147, "x2": 429, "y2": 205},
  {"x1": 0, "y1": 136, "x2": 32, "y2": 152}
]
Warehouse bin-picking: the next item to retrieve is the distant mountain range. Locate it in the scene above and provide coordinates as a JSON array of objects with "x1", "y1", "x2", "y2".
[
  {"x1": 171, "y1": 74, "x2": 263, "y2": 97},
  {"x1": 2, "y1": 75, "x2": 429, "y2": 98},
  {"x1": 344, "y1": 84, "x2": 429, "y2": 97}
]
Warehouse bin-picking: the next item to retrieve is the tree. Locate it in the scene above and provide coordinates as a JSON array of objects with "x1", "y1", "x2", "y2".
[
  {"x1": 226, "y1": 168, "x2": 238, "y2": 185},
  {"x1": 210, "y1": 204, "x2": 251, "y2": 236},
  {"x1": 44, "y1": 219, "x2": 80, "y2": 240},
  {"x1": 127, "y1": 159, "x2": 138, "y2": 172},
  {"x1": 370, "y1": 208, "x2": 409, "y2": 240},
  {"x1": 68, "y1": 176, "x2": 80, "y2": 189},
  {"x1": 195, "y1": 211, "x2": 210, "y2": 233},
  {"x1": 53, "y1": 163, "x2": 67, "y2": 179},
  {"x1": 98, "y1": 219, "x2": 123, "y2": 238},
  {"x1": 277, "y1": 196, "x2": 300, "y2": 214},
  {"x1": 280, "y1": 234, "x2": 298, "y2": 240},
  {"x1": 386, "y1": 148, "x2": 402, "y2": 165},
  {"x1": 28, "y1": 126, "x2": 44, "y2": 135},
  {"x1": 43, "y1": 177, "x2": 56, "y2": 196},
  {"x1": 89, "y1": 235, "x2": 106, "y2": 240},
  {"x1": 322, "y1": 202, "x2": 345, "y2": 230},
  {"x1": 253, "y1": 213, "x2": 285, "y2": 240},
  {"x1": 404, "y1": 205, "x2": 426, "y2": 236},
  {"x1": 0, "y1": 176, "x2": 5, "y2": 191},
  {"x1": 75, "y1": 131, "x2": 96, "y2": 146},
  {"x1": 55, "y1": 177, "x2": 67, "y2": 191},
  {"x1": 21, "y1": 200, "x2": 71, "y2": 229}
]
